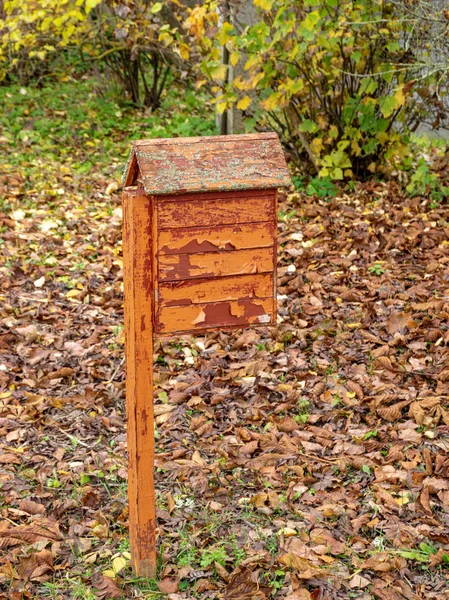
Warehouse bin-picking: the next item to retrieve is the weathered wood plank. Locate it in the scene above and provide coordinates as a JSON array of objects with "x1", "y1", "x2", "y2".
[
  {"x1": 125, "y1": 133, "x2": 291, "y2": 195},
  {"x1": 158, "y1": 188, "x2": 274, "y2": 202},
  {"x1": 159, "y1": 273, "x2": 273, "y2": 307},
  {"x1": 156, "y1": 298, "x2": 274, "y2": 334},
  {"x1": 158, "y1": 247, "x2": 275, "y2": 281},
  {"x1": 158, "y1": 194, "x2": 275, "y2": 230},
  {"x1": 122, "y1": 189, "x2": 156, "y2": 578},
  {"x1": 158, "y1": 222, "x2": 275, "y2": 255}
]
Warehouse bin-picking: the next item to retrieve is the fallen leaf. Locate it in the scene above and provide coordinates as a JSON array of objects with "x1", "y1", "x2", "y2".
[{"x1": 91, "y1": 574, "x2": 122, "y2": 599}]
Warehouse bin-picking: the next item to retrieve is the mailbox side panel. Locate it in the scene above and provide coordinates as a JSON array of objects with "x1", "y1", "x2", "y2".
[{"x1": 154, "y1": 190, "x2": 277, "y2": 334}]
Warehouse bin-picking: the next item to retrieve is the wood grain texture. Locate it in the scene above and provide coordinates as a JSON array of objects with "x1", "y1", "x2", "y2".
[
  {"x1": 122, "y1": 189, "x2": 156, "y2": 578},
  {"x1": 158, "y1": 247, "x2": 275, "y2": 281},
  {"x1": 123, "y1": 132, "x2": 291, "y2": 195},
  {"x1": 156, "y1": 297, "x2": 274, "y2": 334},
  {"x1": 158, "y1": 222, "x2": 275, "y2": 255},
  {"x1": 159, "y1": 273, "x2": 273, "y2": 307},
  {"x1": 157, "y1": 194, "x2": 274, "y2": 229}
]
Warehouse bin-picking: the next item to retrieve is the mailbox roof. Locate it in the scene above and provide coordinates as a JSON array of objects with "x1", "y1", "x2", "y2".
[{"x1": 123, "y1": 132, "x2": 291, "y2": 196}]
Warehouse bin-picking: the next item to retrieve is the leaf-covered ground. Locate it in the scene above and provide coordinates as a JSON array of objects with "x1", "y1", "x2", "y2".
[{"x1": 1, "y1": 80, "x2": 449, "y2": 600}]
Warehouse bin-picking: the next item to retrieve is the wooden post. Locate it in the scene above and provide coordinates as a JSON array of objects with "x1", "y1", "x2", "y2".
[{"x1": 122, "y1": 187, "x2": 157, "y2": 578}]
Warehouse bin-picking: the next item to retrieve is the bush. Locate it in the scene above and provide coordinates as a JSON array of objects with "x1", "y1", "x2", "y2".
[
  {"x1": 89, "y1": 0, "x2": 193, "y2": 109},
  {"x1": 0, "y1": 0, "x2": 193, "y2": 110},
  {"x1": 189, "y1": 0, "x2": 449, "y2": 179},
  {"x1": 0, "y1": 0, "x2": 99, "y2": 84}
]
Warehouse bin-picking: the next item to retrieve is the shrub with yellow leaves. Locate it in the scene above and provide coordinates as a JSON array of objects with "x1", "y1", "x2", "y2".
[{"x1": 188, "y1": 0, "x2": 449, "y2": 179}]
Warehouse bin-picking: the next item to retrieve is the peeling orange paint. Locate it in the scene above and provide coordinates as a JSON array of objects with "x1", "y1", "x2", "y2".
[
  {"x1": 157, "y1": 298, "x2": 273, "y2": 334},
  {"x1": 159, "y1": 273, "x2": 273, "y2": 307},
  {"x1": 193, "y1": 309, "x2": 206, "y2": 324},
  {"x1": 158, "y1": 248, "x2": 275, "y2": 281},
  {"x1": 158, "y1": 222, "x2": 275, "y2": 255}
]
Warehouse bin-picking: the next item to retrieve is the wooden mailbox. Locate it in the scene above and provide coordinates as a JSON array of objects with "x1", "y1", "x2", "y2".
[{"x1": 122, "y1": 133, "x2": 290, "y2": 577}]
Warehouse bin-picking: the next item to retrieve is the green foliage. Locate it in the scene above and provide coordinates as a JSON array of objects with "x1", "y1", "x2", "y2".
[
  {"x1": 306, "y1": 177, "x2": 338, "y2": 199},
  {"x1": 262, "y1": 569, "x2": 285, "y2": 593},
  {"x1": 199, "y1": 545, "x2": 228, "y2": 569},
  {"x1": 368, "y1": 264, "x2": 385, "y2": 276},
  {"x1": 397, "y1": 542, "x2": 449, "y2": 565},
  {"x1": 177, "y1": 534, "x2": 197, "y2": 567},
  {"x1": 406, "y1": 158, "x2": 449, "y2": 207},
  {"x1": 191, "y1": 0, "x2": 448, "y2": 179}
]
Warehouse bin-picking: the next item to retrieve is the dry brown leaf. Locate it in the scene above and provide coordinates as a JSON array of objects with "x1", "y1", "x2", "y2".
[
  {"x1": 408, "y1": 401, "x2": 426, "y2": 425},
  {"x1": 286, "y1": 591, "x2": 312, "y2": 600},
  {"x1": 309, "y1": 528, "x2": 345, "y2": 555},
  {"x1": 91, "y1": 574, "x2": 122, "y2": 599},
  {"x1": 276, "y1": 416, "x2": 299, "y2": 433},
  {"x1": 81, "y1": 486, "x2": 101, "y2": 508},
  {"x1": 240, "y1": 440, "x2": 259, "y2": 456},
  {"x1": 0, "y1": 453, "x2": 21, "y2": 465},
  {"x1": 0, "y1": 519, "x2": 62, "y2": 548},
  {"x1": 278, "y1": 553, "x2": 324, "y2": 578},
  {"x1": 45, "y1": 367, "x2": 74, "y2": 379},
  {"x1": 19, "y1": 500, "x2": 46, "y2": 516},
  {"x1": 385, "y1": 312, "x2": 417, "y2": 335},
  {"x1": 166, "y1": 491, "x2": 175, "y2": 514},
  {"x1": 232, "y1": 329, "x2": 259, "y2": 349},
  {"x1": 17, "y1": 549, "x2": 53, "y2": 582},
  {"x1": 225, "y1": 566, "x2": 272, "y2": 600},
  {"x1": 437, "y1": 368, "x2": 449, "y2": 382},
  {"x1": 348, "y1": 574, "x2": 371, "y2": 588},
  {"x1": 158, "y1": 578, "x2": 179, "y2": 594},
  {"x1": 214, "y1": 561, "x2": 230, "y2": 582},
  {"x1": 375, "y1": 356, "x2": 395, "y2": 371},
  {"x1": 346, "y1": 380, "x2": 364, "y2": 399},
  {"x1": 377, "y1": 400, "x2": 410, "y2": 421},
  {"x1": 361, "y1": 552, "x2": 406, "y2": 572}
]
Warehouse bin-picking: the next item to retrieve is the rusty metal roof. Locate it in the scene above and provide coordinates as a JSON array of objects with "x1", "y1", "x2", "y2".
[{"x1": 123, "y1": 133, "x2": 291, "y2": 196}]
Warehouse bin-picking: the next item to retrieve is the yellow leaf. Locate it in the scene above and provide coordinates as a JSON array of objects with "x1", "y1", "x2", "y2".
[
  {"x1": 301, "y1": 10, "x2": 320, "y2": 32},
  {"x1": 260, "y1": 92, "x2": 279, "y2": 111},
  {"x1": 85, "y1": 0, "x2": 102, "y2": 12},
  {"x1": 210, "y1": 64, "x2": 228, "y2": 81},
  {"x1": 216, "y1": 102, "x2": 227, "y2": 114},
  {"x1": 311, "y1": 137, "x2": 324, "y2": 155},
  {"x1": 394, "y1": 85, "x2": 405, "y2": 109},
  {"x1": 254, "y1": 0, "x2": 274, "y2": 10},
  {"x1": 112, "y1": 556, "x2": 127, "y2": 574},
  {"x1": 230, "y1": 51, "x2": 240, "y2": 67},
  {"x1": 150, "y1": 2, "x2": 163, "y2": 13},
  {"x1": 237, "y1": 95, "x2": 251, "y2": 110},
  {"x1": 66, "y1": 289, "x2": 82, "y2": 298},
  {"x1": 179, "y1": 43, "x2": 189, "y2": 60},
  {"x1": 244, "y1": 55, "x2": 261, "y2": 71},
  {"x1": 396, "y1": 495, "x2": 409, "y2": 506},
  {"x1": 102, "y1": 569, "x2": 115, "y2": 578}
]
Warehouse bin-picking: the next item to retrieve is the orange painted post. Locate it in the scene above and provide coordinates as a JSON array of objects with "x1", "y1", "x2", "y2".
[
  {"x1": 122, "y1": 133, "x2": 291, "y2": 578},
  {"x1": 122, "y1": 188, "x2": 157, "y2": 577}
]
